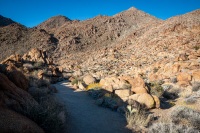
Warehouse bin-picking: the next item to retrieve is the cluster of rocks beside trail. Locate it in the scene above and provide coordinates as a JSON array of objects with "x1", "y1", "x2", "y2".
[
  {"x1": 1, "y1": 48, "x2": 66, "y2": 83},
  {"x1": 0, "y1": 64, "x2": 44, "y2": 132},
  {"x1": 0, "y1": 47, "x2": 68, "y2": 132},
  {"x1": 65, "y1": 47, "x2": 200, "y2": 110}
]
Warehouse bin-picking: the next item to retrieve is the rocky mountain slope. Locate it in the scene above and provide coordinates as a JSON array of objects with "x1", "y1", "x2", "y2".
[
  {"x1": 36, "y1": 15, "x2": 71, "y2": 33},
  {"x1": 51, "y1": 7, "x2": 161, "y2": 60},
  {"x1": 0, "y1": 17, "x2": 58, "y2": 61},
  {"x1": 0, "y1": 8, "x2": 199, "y2": 79},
  {"x1": 0, "y1": 15, "x2": 16, "y2": 27}
]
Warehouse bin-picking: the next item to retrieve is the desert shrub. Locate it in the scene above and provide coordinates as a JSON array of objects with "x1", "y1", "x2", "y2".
[
  {"x1": 71, "y1": 78, "x2": 79, "y2": 85},
  {"x1": 23, "y1": 63, "x2": 34, "y2": 70},
  {"x1": 88, "y1": 89, "x2": 124, "y2": 111},
  {"x1": 149, "y1": 82, "x2": 164, "y2": 97},
  {"x1": 153, "y1": 67, "x2": 159, "y2": 73},
  {"x1": 88, "y1": 89, "x2": 105, "y2": 99},
  {"x1": 148, "y1": 123, "x2": 199, "y2": 133},
  {"x1": 193, "y1": 45, "x2": 200, "y2": 50},
  {"x1": 28, "y1": 86, "x2": 56, "y2": 101},
  {"x1": 184, "y1": 95, "x2": 198, "y2": 104},
  {"x1": 29, "y1": 76, "x2": 50, "y2": 88},
  {"x1": 95, "y1": 96, "x2": 118, "y2": 110},
  {"x1": 86, "y1": 83, "x2": 102, "y2": 90},
  {"x1": 163, "y1": 87, "x2": 180, "y2": 99},
  {"x1": 170, "y1": 106, "x2": 200, "y2": 130},
  {"x1": 171, "y1": 77, "x2": 177, "y2": 83},
  {"x1": 32, "y1": 70, "x2": 39, "y2": 77},
  {"x1": 38, "y1": 79, "x2": 50, "y2": 87},
  {"x1": 33, "y1": 61, "x2": 44, "y2": 68},
  {"x1": 24, "y1": 95, "x2": 66, "y2": 133},
  {"x1": 126, "y1": 100, "x2": 153, "y2": 128},
  {"x1": 192, "y1": 82, "x2": 200, "y2": 91}
]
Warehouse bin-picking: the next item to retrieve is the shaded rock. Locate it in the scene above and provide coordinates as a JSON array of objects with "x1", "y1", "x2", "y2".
[
  {"x1": 0, "y1": 107, "x2": 44, "y2": 133},
  {"x1": 88, "y1": 89, "x2": 105, "y2": 99},
  {"x1": 48, "y1": 85, "x2": 58, "y2": 93},
  {"x1": 0, "y1": 73, "x2": 38, "y2": 113},
  {"x1": 7, "y1": 70, "x2": 29, "y2": 91},
  {"x1": 0, "y1": 64, "x2": 7, "y2": 74}
]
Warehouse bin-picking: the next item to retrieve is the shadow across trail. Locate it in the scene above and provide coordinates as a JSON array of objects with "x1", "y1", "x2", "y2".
[{"x1": 54, "y1": 81, "x2": 132, "y2": 133}]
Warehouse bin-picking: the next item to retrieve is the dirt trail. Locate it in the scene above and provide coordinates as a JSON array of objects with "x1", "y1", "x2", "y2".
[{"x1": 55, "y1": 81, "x2": 132, "y2": 133}]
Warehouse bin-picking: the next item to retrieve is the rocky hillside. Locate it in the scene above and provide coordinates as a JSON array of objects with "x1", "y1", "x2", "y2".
[
  {"x1": 36, "y1": 15, "x2": 71, "y2": 33},
  {"x1": 0, "y1": 8, "x2": 199, "y2": 78},
  {"x1": 0, "y1": 16, "x2": 58, "y2": 61},
  {"x1": 0, "y1": 15, "x2": 16, "y2": 27},
  {"x1": 55, "y1": 9, "x2": 200, "y2": 78},
  {"x1": 51, "y1": 7, "x2": 161, "y2": 59}
]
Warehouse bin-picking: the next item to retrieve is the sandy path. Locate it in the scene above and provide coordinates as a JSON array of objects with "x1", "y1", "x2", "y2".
[{"x1": 55, "y1": 81, "x2": 132, "y2": 133}]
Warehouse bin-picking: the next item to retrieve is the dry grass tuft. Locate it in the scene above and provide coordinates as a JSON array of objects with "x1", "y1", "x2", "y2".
[
  {"x1": 86, "y1": 83, "x2": 102, "y2": 90},
  {"x1": 126, "y1": 100, "x2": 153, "y2": 129}
]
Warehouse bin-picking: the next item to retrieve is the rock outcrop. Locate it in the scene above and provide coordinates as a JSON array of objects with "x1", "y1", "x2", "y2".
[
  {"x1": 0, "y1": 107, "x2": 44, "y2": 133},
  {"x1": 0, "y1": 73, "x2": 38, "y2": 113}
]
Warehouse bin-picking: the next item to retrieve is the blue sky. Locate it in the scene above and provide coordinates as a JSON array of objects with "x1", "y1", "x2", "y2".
[{"x1": 0, "y1": 0, "x2": 200, "y2": 27}]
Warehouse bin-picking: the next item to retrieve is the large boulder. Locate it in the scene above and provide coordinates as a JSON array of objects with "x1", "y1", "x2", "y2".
[
  {"x1": 115, "y1": 89, "x2": 130, "y2": 99},
  {"x1": 152, "y1": 95, "x2": 160, "y2": 108},
  {"x1": 6, "y1": 63, "x2": 17, "y2": 72},
  {"x1": 100, "y1": 76, "x2": 131, "y2": 92},
  {"x1": 177, "y1": 72, "x2": 192, "y2": 82},
  {"x1": 129, "y1": 93, "x2": 155, "y2": 109},
  {"x1": 27, "y1": 48, "x2": 42, "y2": 62},
  {"x1": 120, "y1": 76, "x2": 148, "y2": 94},
  {"x1": 0, "y1": 64, "x2": 7, "y2": 74},
  {"x1": 0, "y1": 73, "x2": 38, "y2": 113},
  {"x1": 0, "y1": 107, "x2": 44, "y2": 133},
  {"x1": 177, "y1": 72, "x2": 192, "y2": 86},
  {"x1": 192, "y1": 70, "x2": 200, "y2": 82},
  {"x1": 83, "y1": 74, "x2": 96, "y2": 85},
  {"x1": 7, "y1": 70, "x2": 29, "y2": 91}
]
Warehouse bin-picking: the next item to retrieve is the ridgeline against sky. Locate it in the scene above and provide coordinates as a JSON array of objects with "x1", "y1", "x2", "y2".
[{"x1": 0, "y1": 0, "x2": 200, "y2": 27}]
